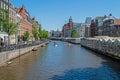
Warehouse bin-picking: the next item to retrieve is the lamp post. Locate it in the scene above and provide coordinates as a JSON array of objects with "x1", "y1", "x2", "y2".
[
  {"x1": 17, "y1": 21, "x2": 21, "y2": 58},
  {"x1": 17, "y1": 17, "x2": 22, "y2": 57},
  {"x1": 18, "y1": 28, "x2": 20, "y2": 58}
]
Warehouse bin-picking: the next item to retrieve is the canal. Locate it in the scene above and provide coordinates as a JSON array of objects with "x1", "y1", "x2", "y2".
[{"x1": 0, "y1": 41, "x2": 120, "y2": 80}]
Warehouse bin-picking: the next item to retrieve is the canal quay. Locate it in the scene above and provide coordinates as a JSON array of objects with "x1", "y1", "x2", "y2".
[{"x1": 0, "y1": 41, "x2": 120, "y2": 80}]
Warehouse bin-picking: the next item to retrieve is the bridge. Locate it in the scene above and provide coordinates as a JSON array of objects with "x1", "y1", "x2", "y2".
[{"x1": 49, "y1": 37, "x2": 81, "y2": 44}]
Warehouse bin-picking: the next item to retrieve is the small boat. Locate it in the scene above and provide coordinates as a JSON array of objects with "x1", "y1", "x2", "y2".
[
  {"x1": 54, "y1": 41, "x2": 58, "y2": 47},
  {"x1": 7, "y1": 61, "x2": 13, "y2": 65},
  {"x1": 32, "y1": 47, "x2": 38, "y2": 51},
  {"x1": 54, "y1": 44, "x2": 58, "y2": 47},
  {"x1": 41, "y1": 44, "x2": 46, "y2": 47}
]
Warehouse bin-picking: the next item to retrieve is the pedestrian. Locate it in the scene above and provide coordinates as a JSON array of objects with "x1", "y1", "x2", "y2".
[{"x1": 1, "y1": 38, "x2": 4, "y2": 47}]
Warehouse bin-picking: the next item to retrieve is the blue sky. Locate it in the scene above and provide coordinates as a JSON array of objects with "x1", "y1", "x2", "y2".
[{"x1": 10, "y1": 0, "x2": 120, "y2": 31}]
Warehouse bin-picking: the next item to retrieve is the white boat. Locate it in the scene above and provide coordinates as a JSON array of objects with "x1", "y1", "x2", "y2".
[
  {"x1": 32, "y1": 47, "x2": 38, "y2": 51},
  {"x1": 54, "y1": 41, "x2": 58, "y2": 47},
  {"x1": 54, "y1": 44, "x2": 58, "y2": 47},
  {"x1": 7, "y1": 61, "x2": 13, "y2": 65}
]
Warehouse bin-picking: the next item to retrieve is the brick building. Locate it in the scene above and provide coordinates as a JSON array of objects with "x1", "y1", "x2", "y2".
[
  {"x1": 16, "y1": 5, "x2": 34, "y2": 41},
  {"x1": 62, "y1": 16, "x2": 74, "y2": 37}
]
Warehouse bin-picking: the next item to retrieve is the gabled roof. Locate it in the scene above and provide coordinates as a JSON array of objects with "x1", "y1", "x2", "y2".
[
  {"x1": 103, "y1": 14, "x2": 117, "y2": 21},
  {"x1": 16, "y1": 8, "x2": 21, "y2": 13}
]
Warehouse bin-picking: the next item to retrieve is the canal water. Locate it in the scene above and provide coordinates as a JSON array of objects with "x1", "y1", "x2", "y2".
[{"x1": 0, "y1": 41, "x2": 120, "y2": 80}]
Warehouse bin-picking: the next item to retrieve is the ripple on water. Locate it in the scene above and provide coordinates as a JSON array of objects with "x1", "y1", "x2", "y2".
[{"x1": 0, "y1": 41, "x2": 120, "y2": 80}]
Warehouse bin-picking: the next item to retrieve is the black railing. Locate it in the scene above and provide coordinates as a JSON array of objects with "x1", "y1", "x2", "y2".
[{"x1": 0, "y1": 40, "x2": 49, "y2": 52}]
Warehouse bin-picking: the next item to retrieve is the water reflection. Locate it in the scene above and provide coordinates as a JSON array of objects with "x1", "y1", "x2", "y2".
[
  {"x1": 51, "y1": 63, "x2": 120, "y2": 80},
  {"x1": 0, "y1": 41, "x2": 120, "y2": 80}
]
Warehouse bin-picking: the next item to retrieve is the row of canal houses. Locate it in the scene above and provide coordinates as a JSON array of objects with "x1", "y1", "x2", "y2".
[
  {"x1": 81, "y1": 36, "x2": 120, "y2": 58},
  {"x1": 0, "y1": 0, "x2": 41, "y2": 45}
]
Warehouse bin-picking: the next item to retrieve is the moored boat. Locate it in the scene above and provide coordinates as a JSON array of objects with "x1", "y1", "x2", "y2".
[
  {"x1": 41, "y1": 44, "x2": 46, "y2": 47},
  {"x1": 32, "y1": 47, "x2": 38, "y2": 51}
]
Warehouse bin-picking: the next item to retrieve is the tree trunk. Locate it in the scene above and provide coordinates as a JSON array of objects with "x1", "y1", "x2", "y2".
[{"x1": 8, "y1": 35, "x2": 10, "y2": 45}]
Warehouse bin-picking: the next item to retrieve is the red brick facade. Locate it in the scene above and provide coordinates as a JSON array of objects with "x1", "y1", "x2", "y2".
[
  {"x1": 16, "y1": 5, "x2": 35, "y2": 41},
  {"x1": 62, "y1": 17, "x2": 74, "y2": 37}
]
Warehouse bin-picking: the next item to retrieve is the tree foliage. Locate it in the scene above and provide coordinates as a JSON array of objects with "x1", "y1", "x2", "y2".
[
  {"x1": 23, "y1": 30, "x2": 30, "y2": 41},
  {"x1": 38, "y1": 26, "x2": 42, "y2": 39},
  {"x1": 0, "y1": 8, "x2": 17, "y2": 35},
  {"x1": 0, "y1": 8, "x2": 9, "y2": 31},
  {"x1": 0, "y1": 8, "x2": 18, "y2": 44},
  {"x1": 32, "y1": 23, "x2": 49, "y2": 40},
  {"x1": 42, "y1": 30, "x2": 49, "y2": 39},
  {"x1": 71, "y1": 29, "x2": 78, "y2": 38},
  {"x1": 3, "y1": 22, "x2": 17, "y2": 35},
  {"x1": 32, "y1": 22, "x2": 39, "y2": 40}
]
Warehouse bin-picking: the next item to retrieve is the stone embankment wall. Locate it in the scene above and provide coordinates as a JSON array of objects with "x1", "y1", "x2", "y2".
[
  {"x1": 50, "y1": 37, "x2": 81, "y2": 44},
  {"x1": 0, "y1": 41, "x2": 49, "y2": 66},
  {"x1": 81, "y1": 36, "x2": 120, "y2": 60}
]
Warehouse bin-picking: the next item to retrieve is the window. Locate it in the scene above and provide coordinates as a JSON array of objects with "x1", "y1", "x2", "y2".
[{"x1": 110, "y1": 20, "x2": 114, "y2": 24}]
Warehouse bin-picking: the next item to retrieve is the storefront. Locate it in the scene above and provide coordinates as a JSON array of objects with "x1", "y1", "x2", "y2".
[{"x1": 0, "y1": 31, "x2": 8, "y2": 46}]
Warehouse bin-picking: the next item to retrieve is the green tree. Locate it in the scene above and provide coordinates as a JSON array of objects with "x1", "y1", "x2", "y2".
[
  {"x1": 32, "y1": 22, "x2": 39, "y2": 40},
  {"x1": 23, "y1": 30, "x2": 30, "y2": 41},
  {"x1": 42, "y1": 30, "x2": 49, "y2": 39},
  {"x1": 32, "y1": 23, "x2": 49, "y2": 40},
  {"x1": 0, "y1": 8, "x2": 3, "y2": 28},
  {"x1": 38, "y1": 26, "x2": 43, "y2": 39},
  {"x1": 1, "y1": 8, "x2": 17, "y2": 44},
  {"x1": 71, "y1": 29, "x2": 78, "y2": 38},
  {"x1": 0, "y1": 8, "x2": 8, "y2": 31},
  {"x1": 3, "y1": 22, "x2": 17, "y2": 36}
]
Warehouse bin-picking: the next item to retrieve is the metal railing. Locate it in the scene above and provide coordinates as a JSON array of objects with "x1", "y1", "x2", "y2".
[{"x1": 0, "y1": 40, "x2": 49, "y2": 52}]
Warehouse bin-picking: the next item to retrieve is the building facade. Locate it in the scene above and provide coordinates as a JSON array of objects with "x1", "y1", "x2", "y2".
[
  {"x1": 94, "y1": 16, "x2": 105, "y2": 36},
  {"x1": 0, "y1": 0, "x2": 9, "y2": 11},
  {"x1": 0, "y1": 0, "x2": 9, "y2": 31},
  {"x1": 90, "y1": 16, "x2": 105, "y2": 37},
  {"x1": 90, "y1": 19, "x2": 95, "y2": 37},
  {"x1": 72, "y1": 23, "x2": 85, "y2": 38},
  {"x1": 62, "y1": 17, "x2": 86, "y2": 38},
  {"x1": 90, "y1": 14, "x2": 120, "y2": 37},
  {"x1": 85, "y1": 17, "x2": 92, "y2": 37},
  {"x1": 97, "y1": 16, "x2": 105, "y2": 36},
  {"x1": 9, "y1": 3, "x2": 19, "y2": 44},
  {"x1": 16, "y1": 5, "x2": 34, "y2": 41},
  {"x1": 50, "y1": 30, "x2": 61, "y2": 37},
  {"x1": 103, "y1": 14, "x2": 120, "y2": 37},
  {"x1": 9, "y1": 3, "x2": 17, "y2": 23},
  {"x1": 62, "y1": 17, "x2": 74, "y2": 37},
  {"x1": 78, "y1": 23, "x2": 85, "y2": 37},
  {"x1": 0, "y1": 0, "x2": 9, "y2": 45}
]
